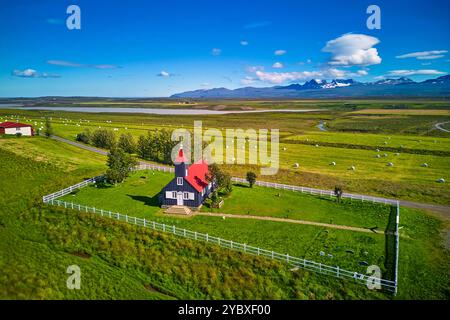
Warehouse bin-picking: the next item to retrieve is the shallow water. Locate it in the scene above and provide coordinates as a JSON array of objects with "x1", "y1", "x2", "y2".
[{"x1": 0, "y1": 105, "x2": 319, "y2": 115}]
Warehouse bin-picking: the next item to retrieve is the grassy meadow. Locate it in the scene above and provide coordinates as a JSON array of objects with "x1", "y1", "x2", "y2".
[
  {"x1": 0, "y1": 99, "x2": 449, "y2": 300},
  {"x1": 0, "y1": 136, "x2": 395, "y2": 300},
  {"x1": 1, "y1": 101, "x2": 448, "y2": 205},
  {"x1": 57, "y1": 167, "x2": 449, "y2": 299}
]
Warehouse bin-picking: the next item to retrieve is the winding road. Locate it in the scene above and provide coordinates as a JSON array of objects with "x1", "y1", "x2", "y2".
[
  {"x1": 48, "y1": 134, "x2": 450, "y2": 220},
  {"x1": 435, "y1": 121, "x2": 450, "y2": 133}
]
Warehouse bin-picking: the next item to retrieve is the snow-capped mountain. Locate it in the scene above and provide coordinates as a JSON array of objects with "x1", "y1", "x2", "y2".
[
  {"x1": 171, "y1": 75, "x2": 450, "y2": 98},
  {"x1": 374, "y1": 77, "x2": 415, "y2": 85}
]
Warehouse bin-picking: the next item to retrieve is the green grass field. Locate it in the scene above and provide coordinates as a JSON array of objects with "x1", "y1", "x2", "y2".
[
  {"x1": 59, "y1": 170, "x2": 388, "y2": 272},
  {"x1": 0, "y1": 136, "x2": 395, "y2": 300},
  {"x1": 1, "y1": 103, "x2": 448, "y2": 205},
  {"x1": 57, "y1": 168, "x2": 449, "y2": 299},
  {"x1": 1, "y1": 100, "x2": 449, "y2": 300}
]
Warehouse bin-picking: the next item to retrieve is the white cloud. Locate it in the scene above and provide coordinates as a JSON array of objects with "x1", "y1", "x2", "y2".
[
  {"x1": 274, "y1": 50, "x2": 287, "y2": 56},
  {"x1": 12, "y1": 69, "x2": 60, "y2": 78},
  {"x1": 272, "y1": 62, "x2": 283, "y2": 69},
  {"x1": 211, "y1": 48, "x2": 222, "y2": 56},
  {"x1": 357, "y1": 69, "x2": 368, "y2": 76},
  {"x1": 200, "y1": 82, "x2": 211, "y2": 87},
  {"x1": 417, "y1": 55, "x2": 445, "y2": 60},
  {"x1": 13, "y1": 69, "x2": 37, "y2": 77},
  {"x1": 396, "y1": 50, "x2": 447, "y2": 59},
  {"x1": 322, "y1": 33, "x2": 381, "y2": 66},
  {"x1": 240, "y1": 40, "x2": 248, "y2": 46},
  {"x1": 240, "y1": 76, "x2": 257, "y2": 85},
  {"x1": 47, "y1": 60, "x2": 120, "y2": 69},
  {"x1": 386, "y1": 69, "x2": 445, "y2": 76},
  {"x1": 246, "y1": 65, "x2": 264, "y2": 73},
  {"x1": 254, "y1": 68, "x2": 347, "y2": 84},
  {"x1": 157, "y1": 70, "x2": 171, "y2": 77}
]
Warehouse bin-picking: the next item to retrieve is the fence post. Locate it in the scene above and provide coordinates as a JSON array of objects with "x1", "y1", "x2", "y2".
[
  {"x1": 230, "y1": 240, "x2": 233, "y2": 249},
  {"x1": 337, "y1": 266, "x2": 340, "y2": 278},
  {"x1": 163, "y1": 224, "x2": 166, "y2": 232},
  {"x1": 244, "y1": 243, "x2": 246, "y2": 252},
  {"x1": 153, "y1": 221, "x2": 156, "y2": 229},
  {"x1": 206, "y1": 234, "x2": 209, "y2": 242},
  {"x1": 125, "y1": 214, "x2": 128, "y2": 222},
  {"x1": 183, "y1": 229, "x2": 186, "y2": 237},
  {"x1": 286, "y1": 253, "x2": 289, "y2": 263},
  {"x1": 173, "y1": 225, "x2": 176, "y2": 234},
  {"x1": 194, "y1": 231, "x2": 197, "y2": 240},
  {"x1": 394, "y1": 200, "x2": 400, "y2": 295},
  {"x1": 143, "y1": 218, "x2": 146, "y2": 227}
]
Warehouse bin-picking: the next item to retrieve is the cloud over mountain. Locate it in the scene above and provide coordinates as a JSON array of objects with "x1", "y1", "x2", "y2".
[{"x1": 322, "y1": 33, "x2": 381, "y2": 66}]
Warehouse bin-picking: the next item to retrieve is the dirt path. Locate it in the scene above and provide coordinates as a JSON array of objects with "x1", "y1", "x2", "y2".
[{"x1": 196, "y1": 212, "x2": 384, "y2": 234}]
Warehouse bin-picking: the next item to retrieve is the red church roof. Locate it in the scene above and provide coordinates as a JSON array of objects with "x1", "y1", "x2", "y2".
[
  {"x1": 185, "y1": 159, "x2": 209, "y2": 192},
  {"x1": 173, "y1": 146, "x2": 210, "y2": 192},
  {"x1": 0, "y1": 121, "x2": 32, "y2": 128}
]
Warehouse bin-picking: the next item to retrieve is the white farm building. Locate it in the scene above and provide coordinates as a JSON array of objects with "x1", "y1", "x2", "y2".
[{"x1": 0, "y1": 122, "x2": 35, "y2": 136}]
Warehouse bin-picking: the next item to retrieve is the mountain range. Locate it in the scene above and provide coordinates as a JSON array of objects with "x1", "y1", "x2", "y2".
[{"x1": 171, "y1": 75, "x2": 450, "y2": 98}]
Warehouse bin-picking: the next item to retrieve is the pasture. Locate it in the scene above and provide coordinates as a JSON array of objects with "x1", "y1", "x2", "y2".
[
  {"x1": 0, "y1": 131, "x2": 448, "y2": 299},
  {"x1": 0, "y1": 137, "x2": 391, "y2": 300},
  {"x1": 1, "y1": 105, "x2": 449, "y2": 205}
]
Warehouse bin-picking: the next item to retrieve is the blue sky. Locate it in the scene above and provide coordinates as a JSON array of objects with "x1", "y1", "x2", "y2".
[{"x1": 0, "y1": 0, "x2": 449, "y2": 97}]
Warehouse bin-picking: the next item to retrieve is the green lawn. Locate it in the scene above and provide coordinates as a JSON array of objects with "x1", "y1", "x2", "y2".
[
  {"x1": 203, "y1": 183, "x2": 392, "y2": 229},
  {"x1": 58, "y1": 168, "x2": 450, "y2": 299},
  {"x1": 1, "y1": 128, "x2": 448, "y2": 299},
  {"x1": 1, "y1": 137, "x2": 394, "y2": 300},
  {"x1": 60, "y1": 171, "x2": 389, "y2": 273}
]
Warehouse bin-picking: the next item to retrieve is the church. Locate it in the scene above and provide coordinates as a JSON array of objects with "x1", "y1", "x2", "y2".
[{"x1": 160, "y1": 147, "x2": 214, "y2": 209}]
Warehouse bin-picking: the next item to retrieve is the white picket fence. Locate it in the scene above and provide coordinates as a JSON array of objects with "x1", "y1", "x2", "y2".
[
  {"x1": 41, "y1": 164, "x2": 399, "y2": 294},
  {"x1": 135, "y1": 163, "x2": 397, "y2": 205},
  {"x1": 44, "y1": 197, "x2": 397, "y2": 292},
  {"x1": 42, "y1": 176, "x2": 102, "y2": 203}
]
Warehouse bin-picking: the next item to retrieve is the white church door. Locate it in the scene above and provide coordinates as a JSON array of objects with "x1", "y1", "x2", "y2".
[{"x1": 176, "y1": 192, "x2": 183, "y2": 206}]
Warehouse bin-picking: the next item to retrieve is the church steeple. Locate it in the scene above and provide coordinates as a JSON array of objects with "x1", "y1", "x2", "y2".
[{"x1": 174, "y1": 146, "x2": 188, "y2": 177}]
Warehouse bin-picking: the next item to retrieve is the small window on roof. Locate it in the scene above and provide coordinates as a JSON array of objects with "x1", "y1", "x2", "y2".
[{"x1": 177, "y1": 177, "x2": 183, "y2": 185}]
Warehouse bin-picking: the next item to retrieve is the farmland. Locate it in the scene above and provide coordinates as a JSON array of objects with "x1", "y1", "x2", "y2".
[
  {"x1": 0, "y1": 136, "x2": 393, "y2": 300},
  {"x1": 1, "y1": 99, "x2": 448, "y2": 205},
  {"x1": 1, "y1": 98, "x2": 449, "y2": 300}
]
